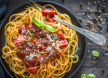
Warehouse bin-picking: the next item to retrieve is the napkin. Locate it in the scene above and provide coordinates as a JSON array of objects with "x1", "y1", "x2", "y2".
[{"x1": 0, "y1": 0, "x2": 9, "y2": 78}]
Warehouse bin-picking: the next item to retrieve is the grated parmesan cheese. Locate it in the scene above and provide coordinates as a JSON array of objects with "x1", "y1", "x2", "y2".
[
  {"x1": 52, "y1": 42, "x2": 56, "y2": 46},
  {"x1": 46, "y1": 46, "x2": 52, "y2": 51},
  {"x1": 47, "y1": 34, "x2": 54, "y2": 42}
]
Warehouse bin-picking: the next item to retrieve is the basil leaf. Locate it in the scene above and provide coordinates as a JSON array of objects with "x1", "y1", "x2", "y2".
[
  {"x1": 33, "y1": 17, "x2": 56, "y2": 32},
  {"x1": 33, "y1": 17, "x2": 46, "y2": 29},
  {"x1": 41, "y1": 24, "x2": 46, "y2": 29},
  {"x1": 39, "y1": 21, "x2": 46, "y2": 29},
  {"x1": 81, "y1": 73, "x2": 86, "y2": 78},
  {"x1": 33, "y1": 17, "x2": 41, "y2": 27},
  {"x1": 46, "y1": 25, "x2": 57, "y2": 32},
  {"x1": 92, "y1": 50, "x2": 100, "y2": 57},
  {"x1": 87, "y1": 74, "x2": 96, "y2": 78}
]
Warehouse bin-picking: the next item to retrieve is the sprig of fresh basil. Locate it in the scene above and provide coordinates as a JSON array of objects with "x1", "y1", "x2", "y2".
[{"x1": 33, "y1": 17, "x2": 56, "y2": 32}]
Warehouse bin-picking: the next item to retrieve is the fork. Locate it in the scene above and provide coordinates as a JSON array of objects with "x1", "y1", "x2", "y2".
[{"x1": 29, "y1": 1, "x2": 106, "y2": 46}]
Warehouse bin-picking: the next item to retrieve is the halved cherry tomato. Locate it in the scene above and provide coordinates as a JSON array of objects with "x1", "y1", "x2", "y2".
[
  {"x1": 56, "y1": 31, "x2": 65, "y2": 40},
  {"x1": 41, "y1": 8, "x2": 55, "y2": 17},
  {"x1": 59, "y1": 40, "x2": 68, "y2": 48},
  {"x1": 46, "y1": 15, "x2": 54, "y2": 22},
  {"x1": 28, "y1": 65, "x2": 40, "y2": 74}
]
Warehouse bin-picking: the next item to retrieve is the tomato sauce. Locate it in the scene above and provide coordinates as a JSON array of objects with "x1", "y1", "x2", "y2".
[{"x1": 14, "y1": 23, "x2": 68, "y2": 74}]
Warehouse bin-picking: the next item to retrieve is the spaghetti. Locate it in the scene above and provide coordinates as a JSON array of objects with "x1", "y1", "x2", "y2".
[{"x1": 2, "y1": 2, "x2": 78, "y2": 78}]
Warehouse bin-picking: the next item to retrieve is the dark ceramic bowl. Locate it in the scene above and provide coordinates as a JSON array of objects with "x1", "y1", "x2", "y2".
[{"x1": 0, "y1": 1, "x2": 87, "y2": 78}]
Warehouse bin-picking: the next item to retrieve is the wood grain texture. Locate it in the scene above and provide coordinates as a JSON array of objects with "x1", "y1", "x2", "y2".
[{"x1": 2, "y1": 0, "x2": 108, "y2": 78}]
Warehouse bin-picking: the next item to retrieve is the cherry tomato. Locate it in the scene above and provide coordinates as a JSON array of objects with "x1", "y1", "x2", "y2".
[
  {"x1": 59, "y1": 40, "x2": 68, "y2": 48},
  {"x1": 41, "y1": 8, "x2": 55, "y2": 16},
  {"x1": 56, "y1": 31, "x2": 65, "y2": 40},
  {"x1": 28, "y1": 65, "x2": 40, "y2": 74},
  {"x1": 46, "y1": 15, "x2": 54, "y2": 22}
]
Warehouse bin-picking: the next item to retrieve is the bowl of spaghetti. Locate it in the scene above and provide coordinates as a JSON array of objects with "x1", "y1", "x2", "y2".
[{"x1": 0, "y1": 1, "x2": 87, "y2": 78}]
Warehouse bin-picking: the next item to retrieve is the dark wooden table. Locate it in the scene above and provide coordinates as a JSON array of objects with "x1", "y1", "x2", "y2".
[{"x1": 1, "y1": 0, "x2": 108, "y2": 78}]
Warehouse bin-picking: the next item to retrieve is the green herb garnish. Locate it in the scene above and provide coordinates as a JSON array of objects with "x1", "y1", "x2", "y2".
[
  {"x1": 25, "y1": 40, "x2": 28, "y2": 43},
  {"x1": 33, "y1": 17, "x2": 56, "y2": 32},
  {"x1": 33, "y1": 17, "x2": 45, "y2": 29},
  {"x1": 87, "y1": 74, "x2": 96, "y2": 78},
  {"x1": 46, "y1": 25, "x2": 57, "y2": 32},
  {"x1": 92, "y1": 50, "x2": 100, "y2": 57},
  {"x1": 81, "y1": 73, "x2": 86, "y2": 78}
]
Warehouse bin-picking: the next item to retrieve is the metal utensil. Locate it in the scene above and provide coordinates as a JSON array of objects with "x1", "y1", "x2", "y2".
[{"x1": 54, "y1": 16, "x2": 106, "y2": 46}]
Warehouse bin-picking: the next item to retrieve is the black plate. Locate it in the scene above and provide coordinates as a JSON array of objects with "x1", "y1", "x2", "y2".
[{"x1": 0, "y1": 1, "x2": 87, "y2": 78}]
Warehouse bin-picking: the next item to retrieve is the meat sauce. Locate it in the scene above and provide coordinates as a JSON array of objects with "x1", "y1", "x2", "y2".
[{"x1": 14, "y1": 23, "x2": 68, "y2": 74}]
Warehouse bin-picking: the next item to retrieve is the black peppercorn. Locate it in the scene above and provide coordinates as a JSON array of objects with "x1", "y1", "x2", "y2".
[
  {"x1": 92, "y1": 19, "x2": 97, "y2": 24},
  {"x1": 80, "y1": 3, "x2": 83, "y2": 10}
]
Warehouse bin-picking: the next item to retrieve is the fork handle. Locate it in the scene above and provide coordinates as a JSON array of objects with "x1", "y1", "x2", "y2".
[{"x1": 54, "y1": 16, "x2": 106, "y2": 46}]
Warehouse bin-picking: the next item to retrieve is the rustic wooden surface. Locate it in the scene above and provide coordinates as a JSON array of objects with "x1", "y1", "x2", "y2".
[{"x1": 1, "y1": 0, "x2": 108, "y2": 78}]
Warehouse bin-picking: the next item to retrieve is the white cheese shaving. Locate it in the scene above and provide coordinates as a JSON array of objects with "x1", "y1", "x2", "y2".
[
  {"x1": 46, "y1": 46, "x2": 52, "y2": 51},
  {"x1": 17, "y1": 37, "x2": 21, "y2": 40},
  {"x1": 40, "y1": 57, "x2": 44, "y2": 60},
  {"x1": 29, "y1": 53, "x2": 37, "y2": 59},
  {"x1": 22, "y1": 29, "x2": 26, "y2": 33},
  {"x1": 47, "y1": 34, "x2": 54, "y2": 42},
  {"x1": 52, "y1": 42, "x2": 56, "y2": 46}
]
